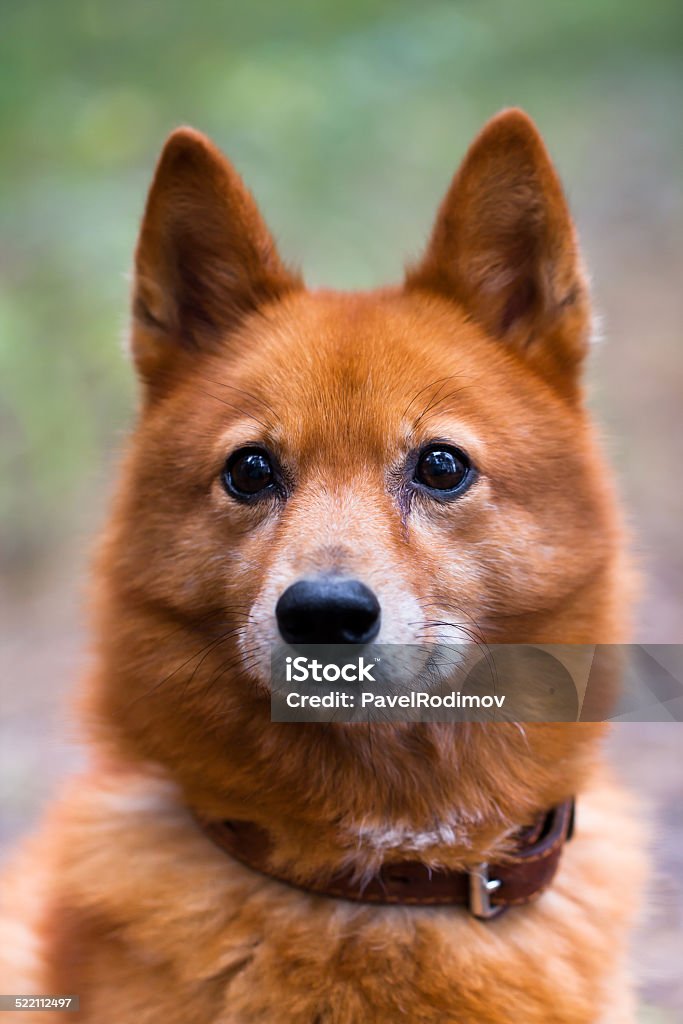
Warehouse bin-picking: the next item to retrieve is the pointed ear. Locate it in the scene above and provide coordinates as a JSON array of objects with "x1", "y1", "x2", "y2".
[
  {"x1": 406, "y1": 110, "x2": 591, "y2": 393},
  {"x1": 132, "y1": 127, "x2": 301, "y2": 387}
]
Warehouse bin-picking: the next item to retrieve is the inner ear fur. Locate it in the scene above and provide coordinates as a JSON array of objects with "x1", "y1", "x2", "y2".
[
  {"x1": 405, "y1": 109, "x2": 592, "y2": 395},
  {"x1": 132, "y1": 127, "x2": 301, "y2": 388}
]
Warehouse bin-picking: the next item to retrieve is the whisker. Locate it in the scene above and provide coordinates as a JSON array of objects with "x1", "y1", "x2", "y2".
[
  {"x1": 413, "y1": 385, "x2": 469, "y2": 432},
  {"x1": 125, "y1": 621, "x2": 248, "y2": 709},
  {"x1": 194, "y1": 390, "x2": 271, "y2": 432},
  {"x1": 195, "y1": 376, "x2": 279, "y2": 420},
  {"x1": 402, "y1": 374, "x2": 463, "y2": 420}
]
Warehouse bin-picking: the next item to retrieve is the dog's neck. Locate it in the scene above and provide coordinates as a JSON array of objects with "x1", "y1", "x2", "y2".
[{"x1": 135, "y1": 713, "x2": 596, "y2": 879}]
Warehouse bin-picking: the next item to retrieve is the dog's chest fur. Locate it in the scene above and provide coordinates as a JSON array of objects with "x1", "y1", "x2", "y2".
[{"x1": 0, "y1": 766, "x2": 643, "y2": 1024}]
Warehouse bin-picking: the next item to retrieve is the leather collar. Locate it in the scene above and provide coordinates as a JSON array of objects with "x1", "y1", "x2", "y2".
[{"x1": 198, "y1": 799, "x2": 574, "y2": 920}]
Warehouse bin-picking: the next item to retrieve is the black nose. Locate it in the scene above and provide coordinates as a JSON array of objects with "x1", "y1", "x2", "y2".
[{"x1": 276, "y1": 578, "x2": 381, "y2": 645}]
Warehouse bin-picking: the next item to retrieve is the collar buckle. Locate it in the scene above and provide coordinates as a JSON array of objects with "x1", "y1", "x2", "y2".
[{"x1": 468, "y1": 863, "x2": 505, "y2": 920}]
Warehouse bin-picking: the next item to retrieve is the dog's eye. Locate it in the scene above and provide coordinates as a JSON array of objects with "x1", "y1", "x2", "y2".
[
  {"x1": 222, "y1": 447, "x2": 275, "y2": 499},
  {"x1": 414, "y1": 445, "x2": 473, "y2": 496}
]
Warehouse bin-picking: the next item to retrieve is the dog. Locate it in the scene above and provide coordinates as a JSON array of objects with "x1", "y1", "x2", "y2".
[{"x1": 0, "y1": 109, "x2": 645, "y2": 1022}]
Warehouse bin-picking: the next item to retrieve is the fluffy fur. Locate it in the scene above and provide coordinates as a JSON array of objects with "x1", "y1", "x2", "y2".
[{"x1": 0, "y1": 109, "x2": 644, "y2": 1022}]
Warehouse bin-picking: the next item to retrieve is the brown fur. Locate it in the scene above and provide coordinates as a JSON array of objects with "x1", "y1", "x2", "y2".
[{"x1": 0, "y1": 110, "x2": 644, "y2": 1022}]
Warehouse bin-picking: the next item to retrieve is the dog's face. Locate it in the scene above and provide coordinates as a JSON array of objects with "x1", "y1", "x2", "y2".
[
  {"x1": 118, "y1": 286, "x2": 612, "y2": 678},
  {"x1": 96, "y1": 112, "x2": 622, "y2": 818}
]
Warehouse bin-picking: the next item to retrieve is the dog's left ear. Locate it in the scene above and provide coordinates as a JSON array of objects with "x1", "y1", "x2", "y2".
[{"x1": 406, "y1": 109, "x2": 591, "y2": 395}]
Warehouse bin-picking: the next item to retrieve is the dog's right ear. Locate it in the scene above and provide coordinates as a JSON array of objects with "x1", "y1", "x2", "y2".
[{"x1": 132, "y1": 127, "x2": 300, "y2": 390}]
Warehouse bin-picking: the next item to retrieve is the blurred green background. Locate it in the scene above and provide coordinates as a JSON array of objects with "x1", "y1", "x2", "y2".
[{"x1": 1, "y1": 1, "x2": 682, "y2": 1018}]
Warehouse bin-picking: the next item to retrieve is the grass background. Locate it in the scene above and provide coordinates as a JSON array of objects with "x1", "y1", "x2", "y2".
[{"x1": 1, "y1": 1, "x2": 682, "y2": 1017}]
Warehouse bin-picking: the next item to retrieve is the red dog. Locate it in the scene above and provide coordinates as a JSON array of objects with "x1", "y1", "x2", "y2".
[{"x1": 1, "y1": 109, "x2": 644, "y2": 1022}]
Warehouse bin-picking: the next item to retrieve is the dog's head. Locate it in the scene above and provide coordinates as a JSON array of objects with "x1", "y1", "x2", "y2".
[{"x1": 94, "y1": 111, "x2": 625, "y2": 821}]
